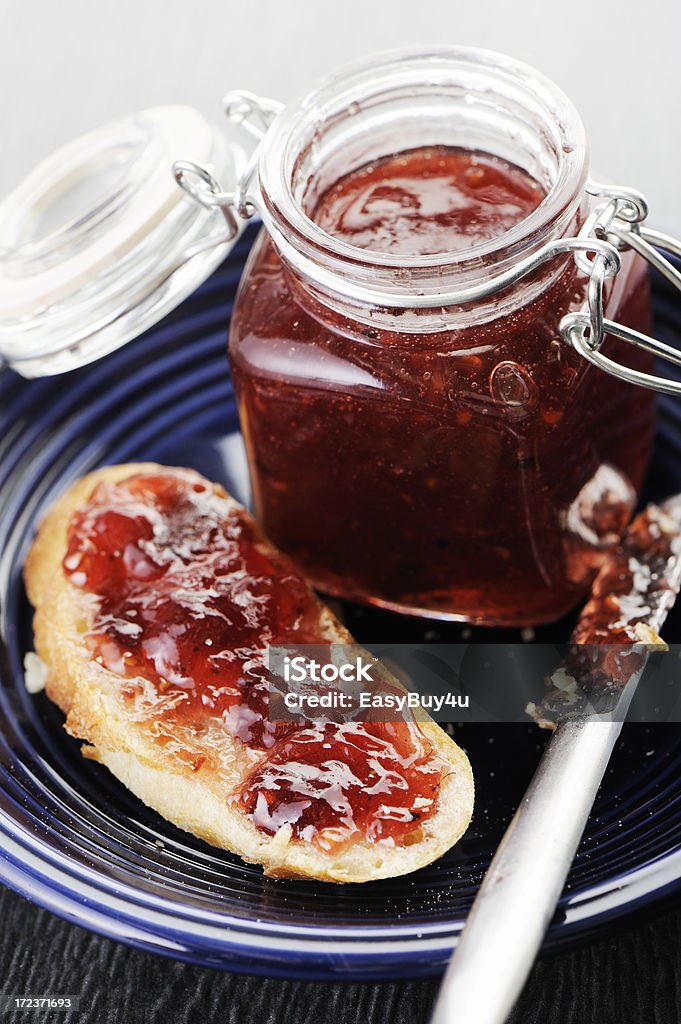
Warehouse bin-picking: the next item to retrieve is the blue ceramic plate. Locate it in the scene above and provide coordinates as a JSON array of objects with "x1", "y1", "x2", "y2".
[{"x1": 1, "y1": 226, "x2": 681, "y2": 980}]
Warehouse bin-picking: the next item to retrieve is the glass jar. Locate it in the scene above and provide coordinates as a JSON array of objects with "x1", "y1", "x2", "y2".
[
  {"x1": 228, "y1": 49, "x2": 655, "y2": 625},
  {"x1": 2, "y1": 48, "x2": 680, "y2": 627}
]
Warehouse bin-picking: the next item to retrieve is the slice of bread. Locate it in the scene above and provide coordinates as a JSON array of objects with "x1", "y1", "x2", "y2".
[{"x1": 24, "y1": 463, "x2": 473, "y2": 883}]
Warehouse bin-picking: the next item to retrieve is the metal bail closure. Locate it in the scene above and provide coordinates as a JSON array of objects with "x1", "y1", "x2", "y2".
[
  {"x1": 0, "y1": 106, "x2": 249, "y2": 378},
  {"x1": 173, "y1": 92, "x2": 284, "y2": 243},
  {"x1": 560, "y1": 182, "x2": 681, "y2": 396}
]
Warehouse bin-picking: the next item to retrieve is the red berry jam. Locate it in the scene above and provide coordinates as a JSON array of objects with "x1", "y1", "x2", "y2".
[
  {"x1": 230, "y1": 146, "x2": 655, "y2": 625},
  {"x1": 573, "y1": 504, "x2": 678, "y2": 646},
  {"x1": 63, "y1": 470, "x2": 446, "y2": 849},
  {"x1": 312, "y1": 147, "x2": 545, "y2": 254},
  {"x1": 531, "y1": 500, "x2": 681, "y2": 723}
]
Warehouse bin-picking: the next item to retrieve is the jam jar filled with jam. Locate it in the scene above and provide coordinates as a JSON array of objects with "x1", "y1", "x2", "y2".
[
  {"x1": 227, "y1": 49, "x2": 656, "y2": 626},
  {"x1": 2, "y1": 49, "x2": 667, "y2": 628},
  {"x1": 227, "y1": 50, "x2": 656, "y2": 625}
]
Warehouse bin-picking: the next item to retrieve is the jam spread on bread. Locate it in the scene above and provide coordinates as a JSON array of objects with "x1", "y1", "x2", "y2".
[{"x1": 63, "y1": 470, "x2": 446, "y2": 849}]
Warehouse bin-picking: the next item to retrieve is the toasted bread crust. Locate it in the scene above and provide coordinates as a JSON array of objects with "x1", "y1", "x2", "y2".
[{"x1": 24, "y1": 463, "x2": 474, "y2": 882}]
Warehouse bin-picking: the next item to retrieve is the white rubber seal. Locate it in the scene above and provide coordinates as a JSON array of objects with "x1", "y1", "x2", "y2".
[
  {"x1": 0, "y1": 106, "x2": 244, "y2": 376},
  {"x1": 0, "y1": 106, "x2": 214, "y2": 317}
]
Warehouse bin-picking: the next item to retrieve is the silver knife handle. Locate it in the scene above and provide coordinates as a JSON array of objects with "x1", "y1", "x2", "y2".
[{"x1": 431, "y1": 718, "x2": 622, "y2": 1024}]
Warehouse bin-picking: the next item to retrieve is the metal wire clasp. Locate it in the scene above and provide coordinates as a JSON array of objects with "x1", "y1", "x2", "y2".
[
  {"x1": 560, "y1": 181, "x2": 681, "y2": 396},
  {"x1": 173, "y1": 91, "x2": 283, "y2": 242}
]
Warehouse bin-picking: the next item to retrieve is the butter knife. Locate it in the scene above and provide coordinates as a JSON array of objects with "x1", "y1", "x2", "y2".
[{"x1": 431, "y1": 495, "x2": 681, "y2": 1024}]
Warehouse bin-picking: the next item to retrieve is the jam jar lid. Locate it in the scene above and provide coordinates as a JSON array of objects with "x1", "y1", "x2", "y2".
[{"x1": 0, "y1": 105, "x2": 246, "y2": 377}]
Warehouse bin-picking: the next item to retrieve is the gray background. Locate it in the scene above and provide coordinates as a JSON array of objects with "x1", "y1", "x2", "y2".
[{"x1": 2, "y1": 0, "x2": 681, "y2": 231}]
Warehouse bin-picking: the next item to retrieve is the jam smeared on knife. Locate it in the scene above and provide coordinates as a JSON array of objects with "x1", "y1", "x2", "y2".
[
  {"x1": 529, "y1": 496, "x2": 681, "y2": 725},
  {"x1": 63, "y1": 470, "x2": 445, "y2": 849}
]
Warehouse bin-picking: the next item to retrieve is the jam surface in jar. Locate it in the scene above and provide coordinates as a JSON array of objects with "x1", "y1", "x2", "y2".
[
  {"x1": 64, "y1": 470, "x2": 446, "y2": 849},
  {"x1": 230, "y1": 145, "x2": 655, "y2": 625},
  {"x1": 311, "y1": 147, "x2": 545, "y2": 254}
]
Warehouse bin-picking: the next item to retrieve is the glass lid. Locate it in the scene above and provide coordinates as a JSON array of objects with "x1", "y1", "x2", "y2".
[{"x1": 0, "y1": 106, "x2": 245, "y2": 377}]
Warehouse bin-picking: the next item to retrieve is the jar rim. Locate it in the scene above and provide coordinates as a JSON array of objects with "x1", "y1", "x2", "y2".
[{"x1": 258, "y1": 46, "x2": 589, "y2": 278}]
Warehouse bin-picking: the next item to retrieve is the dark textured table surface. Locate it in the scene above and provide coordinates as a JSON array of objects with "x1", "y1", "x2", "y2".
[{"x1": 2, "y1": 881, "x2": 680, "y2": 1024}]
